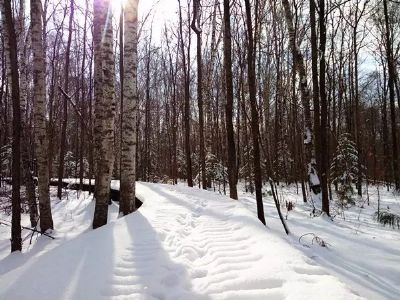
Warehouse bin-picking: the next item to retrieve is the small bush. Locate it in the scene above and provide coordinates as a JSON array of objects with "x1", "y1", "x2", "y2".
[{"x1": 374, "y1": 211, "x2": 400, "y2": 229}]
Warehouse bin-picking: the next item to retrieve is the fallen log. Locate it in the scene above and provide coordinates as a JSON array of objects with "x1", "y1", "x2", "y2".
[{"x1": 48, "y1": 179, "x2": 143, "y2": 208}]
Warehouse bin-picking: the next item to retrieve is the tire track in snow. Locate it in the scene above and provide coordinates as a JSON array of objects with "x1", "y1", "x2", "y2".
[
  {"x1": 165, "y1": 191, "x2": 286, "y2": 299},
  {"x1": 102, "y1": 240, "x2": 168, "y2": 299},
  {"x1": 99, "y1": 184, "x2": 360, "y2": 299}
]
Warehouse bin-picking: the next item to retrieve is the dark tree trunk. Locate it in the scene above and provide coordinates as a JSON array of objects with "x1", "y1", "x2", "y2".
[
  {"x1": 310, "y1": 0, "x2": 321, "y2": 175},
  {"x1": 319, "y1": 0, "x2": 330, "y2": 216},
  {"x1": 353, "y1": 27, "x2": 362, "y2": 197},
  {"x1": 178, "y1": 0, "x2": 193, "y2": 187},
  {"x1": 57, "y1": 0, "x2": 74, "y2": 199},
  {"x1": 223, "y1": 0, "x2": 238, "y2": 199},
  {"x1": 191, "y1": 0, "x2": 206, "y2": 190},
  {"x1": 165, "y1": 32, "x2": 178, "y2": 184},
  {"x1": 244, "y1": 0, "x2": 265, "y2": 225},
  {"x1": 21, "y1": 146, "x2": 38, "y2": 227},
  {"x1": 79, "y1": 0, "x2": 89, "y2": 191},
  {"x1": 383, "y1": 0, "x2": 400, "y2": 191},
  {"x1": 4, "y1": 0, "x2": 22, "y2": 252},
  {"x1": 144, "y1": 37, "x2": 151, "y2": 181}
]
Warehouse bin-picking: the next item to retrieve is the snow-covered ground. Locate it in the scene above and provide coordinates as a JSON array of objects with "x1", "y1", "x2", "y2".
[
  {"x1": 0, "y1": 187, "x2": 119, "y2": 270},
  {"x1": 239, "y1": 183, "x2": 400, "y2": 300},
  {"x1": 0, "y1": 181, "x2": 398, "y2": 299}
]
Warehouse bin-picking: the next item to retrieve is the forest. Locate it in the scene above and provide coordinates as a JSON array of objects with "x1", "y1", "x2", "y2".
[{"x1": 0, "y1": 0, "x2": 400, "y2": 299}]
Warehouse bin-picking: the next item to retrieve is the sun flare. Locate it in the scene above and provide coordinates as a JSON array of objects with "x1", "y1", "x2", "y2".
[{"x1": 112, "y1": 0, "x2": 127, "y2": 9}]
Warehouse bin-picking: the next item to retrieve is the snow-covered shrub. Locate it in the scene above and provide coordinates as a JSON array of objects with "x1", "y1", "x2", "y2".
[
  {"x1": 161, "y1": 175, "x2": 171, "y2": 184},
  {"x1": 205, "y1": 153, "x2": 227, "y2": 186},
  {"x1": 374, "y1": 211, "x2": 400, "y2": 229}
]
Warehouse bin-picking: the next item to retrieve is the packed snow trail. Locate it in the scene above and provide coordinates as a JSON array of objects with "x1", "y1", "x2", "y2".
[{"x1": 0, "y1": 183, "x2": 361, "y2": 299}]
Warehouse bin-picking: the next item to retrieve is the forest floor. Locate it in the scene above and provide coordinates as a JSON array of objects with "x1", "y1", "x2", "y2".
[{"x1": 0, "y1": 181, "x2": 399, "y2": 299}]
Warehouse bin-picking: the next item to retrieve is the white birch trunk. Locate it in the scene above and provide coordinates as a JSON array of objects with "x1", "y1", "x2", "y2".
[
  {"x1": 31, "y1": 0, "x2": 53, "y2": 232},
  {"x1": 93, "y1": 0, "x2": 116, "y2": 228},
  {"x1": 120, "y1": 0, "x2": 139, "y2": 215}
]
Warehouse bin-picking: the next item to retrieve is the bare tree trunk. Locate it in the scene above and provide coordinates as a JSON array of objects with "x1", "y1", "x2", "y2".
[
  {"x1": 57, "y1": 0, "x2": 74, "y2": 199},
  {"x1": 120, "y1": 0, "x2": 138, "y2": 215},
  {"x1": 192, "y1": 0, "x2": 206, "y2": 190},
  {"x1": 88, "y1": 51, "x2": 94, "y2": 193},
  {"x1": 0, "y1": 0, "x2": 12, "y2": 101},
  {"x1": 47, "y1": 20, "x2": 64, "y2": 180},
  {"x1": 31, "y1": 0, "x2": 53, "y2": 232},
  {"x1": 92, "y1": 0, "x2": 116, "y2": 228},
  {"x1": 310, "y1": 0, "x2": 321, "y2": 175},
  {"x1": 165, "y1": 30, "x2": 178, "y2": 184},
  {"x1": 119, "y1": 2, "x2": 124, "y2": 183},
  {"x1": 353, "y1": 26, "x2": 362, "y2": 196},
  {"x1": 0, "y1": 47, "x2": 6, "y2": 146},
  {"x1": 144, "y1": 34, "x2": 152, "y2": 181},
  {"x1": 281, "y1": 0, "x2": 321, "y2": 203},
  {"x1": 310, "y1": 0, "x2": 325, "y2": 214},
  {"x1": 383, "y1": 0, "x2": 400, "y2": 191},
  {"x1": 17, "y1": 0, "x2": 38, "y2": 227},
  {"x1": 178, "y1": 0, "x2": 193, "y2": 187},
  {"x1": 223, "y1": 0, "x2": 238, "y2": 199},
  {"x1": 380, "y1": 64, "x2": 391, "y2": 187},
  {"x1": 3, "y1": 0, "x2": 22, "y2": 252},
  {"x1": 244, "y1": 0, "x2": 265, "y2": 225},
  {"x1": 319, "y1": 0, "x2": 329, "y2": 216},
  {"x1": 79, "y1": 0, "x2": 89, "y2": 191}
]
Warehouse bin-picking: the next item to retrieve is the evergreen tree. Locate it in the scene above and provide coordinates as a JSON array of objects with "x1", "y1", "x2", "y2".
[{"x1": 330, "y1": 133, "x2": 361, "y2": 207}]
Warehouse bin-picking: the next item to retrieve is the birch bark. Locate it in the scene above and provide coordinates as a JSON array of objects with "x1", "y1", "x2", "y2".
[
  {"x1": 120, "y1": 0, "x2": 139, "y2": 215},
  {"x1": 31, "y1": 0, "x2": 53, "y2": 232}
]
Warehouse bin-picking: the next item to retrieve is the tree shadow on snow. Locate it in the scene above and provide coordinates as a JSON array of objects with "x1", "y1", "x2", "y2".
[{"x1": 0, "y1": 209, "x2": 206, "y2": 300}]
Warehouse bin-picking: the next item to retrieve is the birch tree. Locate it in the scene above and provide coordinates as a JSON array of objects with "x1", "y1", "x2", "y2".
[
  {"x1": 31, "y1": 0, "x2": 54, "y2": 232},
  {"x1": 281, "y1": 0, "x2": 321, "y2": 203},
  {"x1": 120, "y1": 0, "x2": 139, "y2": 215},
  {"x1": 18, "y1": 0, "x2": 38, "y2": 228},
  {"x1": 93, "y1": 0, "x2": 116, "y2": 228}
]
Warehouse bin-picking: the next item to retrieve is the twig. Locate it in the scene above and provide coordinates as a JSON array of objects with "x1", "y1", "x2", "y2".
[
  {"x1": 269, "y1": 179, "x2": 290, "y2": 235},
  {"x1": 299, "y1": 232, "x2": 329, "y2": 248},
  {"x1": 29, "y1": 216, "x2": 41, "y2": 245},
  {"x1": 0, "y1": 220, "x2": 55, "y2": 239},
  {"x1": 58, "y1": 86, "x2": 90, "y2": 132}
]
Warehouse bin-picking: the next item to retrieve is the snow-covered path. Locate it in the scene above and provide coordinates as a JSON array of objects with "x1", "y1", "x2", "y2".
[{"x1": 0, "y1": 183, "x2": 361, "y2": 299}]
